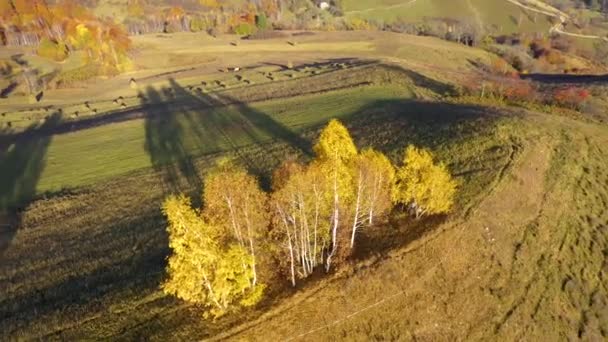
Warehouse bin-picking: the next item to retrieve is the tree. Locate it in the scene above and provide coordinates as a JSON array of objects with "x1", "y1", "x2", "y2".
[
  {"x1": 313, "y1": 119, "x2": 357, "y2": 271},
  {"x1": 256, "y1": 13, "x2": 268, "y2": 30},
  {"x1": 271, "y1": 161, "x2": 331, "y2": 286},
  {"x1": 162, "y1": 195, "x2": 263, "y2": 318},
  {"x1": 203, "y1": 160, "x2": 269, "y2": 287},
  {"x1": 349, "y1": 148, "x2": 395, "y2": 247},
  {"x1": 393, "y1": 145, "x2": 457, "y2": 219}
]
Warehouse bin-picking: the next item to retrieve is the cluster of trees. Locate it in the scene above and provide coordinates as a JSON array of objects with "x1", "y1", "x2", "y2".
[
  {"x1": 122, "y1": 0, "x2": 306, "y2": 36},
  {"x1": 0, "y1": 0, "x2": 132, "y2": 74},
  {"x1": 162, "y1": 119, "x2": 457, "y2": 317}
]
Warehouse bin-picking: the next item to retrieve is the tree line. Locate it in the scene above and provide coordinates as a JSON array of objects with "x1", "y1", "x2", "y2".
[
  {"x1": 162, "y1": 119, "x2": 457, "y2": 317},
  {"x1": 0, "y1": 0, "x2": 132, "y2": 74}
]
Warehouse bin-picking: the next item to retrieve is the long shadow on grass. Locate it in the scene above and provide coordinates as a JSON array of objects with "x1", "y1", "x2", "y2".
[
  {"x1": 0, "y1": 210, "x2": 172, "y2": 338},
  {"x1": 143, "y1": 86, "x2": 203, "y2": 193},
  {"x1": 0, "y1": 112, "x2": 61, "y2": 259},
  {"x1": 143, "y1": 78, "x2": 311, "y2": 187}
]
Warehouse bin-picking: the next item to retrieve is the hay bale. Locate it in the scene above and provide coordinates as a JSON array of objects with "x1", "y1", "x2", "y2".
[
  {"x1": 201, "y1": 81, "x2": 207, "y2": 86},
  {"x1": 129, "y1": 78, "x2": 137, "y2": 89},
  {"x1": 121, "y1": 103, "x2": 127, "y2": 108}
]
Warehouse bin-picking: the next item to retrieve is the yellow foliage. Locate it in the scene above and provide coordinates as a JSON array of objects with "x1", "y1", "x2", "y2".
[
  {"x1": 202, "y1": 159, "x2": 269, "y2": 287},
  {"x1": 353, "y1": 148, "x2": 395, "y2": 224},
  {"x1": 162, "y1": 194, "x2": 263, "y2": 318},
  {"x1": 393, "y1": 145, "x2": 457, "y2": 218},
  {"x1": 314, "y1": 119, "x2": 357, "y2": 163},
  {"x1": 200, "y1": 0, "x2": 220, "y2": 8},
  {"x1": 346, "y1": 17, "x2": 372, "y2": 31}
]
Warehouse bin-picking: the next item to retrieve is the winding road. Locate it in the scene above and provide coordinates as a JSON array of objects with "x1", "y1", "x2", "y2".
[
  {"x1": 506, "y1": 0, "x2": 608, "y2": 41},
  {"x1": 346, "y1": 0, "x2": 608, "y2": 42}
]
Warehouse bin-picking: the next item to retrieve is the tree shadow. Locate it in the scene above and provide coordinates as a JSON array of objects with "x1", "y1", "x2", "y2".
[
  {"x1": 0, "y1": 82, "x2": 18, "y2": 98},
  {"x1": 0, "y1": 112, "x2": 61, "y2": 259},
  {"x1": 0, "y1": 210, "x2": 170, "y2": 336},
  {"x1": 520, "y1": 73, "x2": 608, "y2": 84},
  {"x1": 142, "y1": 86, "x2": 202, "y2": 194},
  {"x1": 380, "y1": 63, "x2": 457, "y2": 96},
  {"x1": 141, "y1": 78, "x2": 312, "y2": 189}
]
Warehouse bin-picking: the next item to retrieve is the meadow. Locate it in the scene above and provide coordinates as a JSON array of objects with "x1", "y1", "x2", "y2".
[
  {"x1": 0, "y1": 30, "x2": 606, "y2": 340},
  {"x1": 343, "y1": 0, "x2": 554, "y2": 34}
]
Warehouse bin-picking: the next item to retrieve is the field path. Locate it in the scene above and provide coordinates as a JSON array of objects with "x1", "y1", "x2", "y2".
[{"x1": 506, "y1": 0, "x2": 608, "y2": 41}]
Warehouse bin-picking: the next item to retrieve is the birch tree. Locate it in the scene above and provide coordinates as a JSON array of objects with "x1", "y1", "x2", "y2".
[
  {"x1": 312, "y1": 119, "x2": 357, "y2": 271},
  {"x1": 203, "y1": 160, "x2": 269, "y2": 287},
  {"x1": 162, "y1": 195, "x2": 263, "y2": 318},
  {"x1": 393, "y1": 145, "x2": 457, "y2": 218},
  {"x1": 271, "y1": 161, "x2": 331, "y2": 286},
  {"x1": 349, "y1": 148, "x2": 395, "y2": 247}
]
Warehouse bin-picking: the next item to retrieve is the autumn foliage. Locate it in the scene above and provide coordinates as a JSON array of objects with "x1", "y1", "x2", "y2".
[
  {"x1": 1, "y1": 0, "x2": 132, "y2": 74},
  {"x1": 162, "y1": 120, "x2": 457, "y2": 316},
  {"x1": 552, "y1": 87, "x2": 590, "y2": 109}
]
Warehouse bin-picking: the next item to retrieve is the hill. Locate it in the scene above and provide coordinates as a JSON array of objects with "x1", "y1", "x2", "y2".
[
  {"x1": 343, "y1": 0, "x2": 554, "y2": 34},
  {"x1": 1, "y1": 29, "x2": 607, "y2": 340}
]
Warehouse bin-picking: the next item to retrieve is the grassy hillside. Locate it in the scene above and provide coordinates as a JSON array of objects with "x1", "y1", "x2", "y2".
[
  {"x1": 343, "y1": 0, "x2": 554, "y2": 34},
  {"x1": 0, "y1": 30, "x2": 607, "y2": 340}
]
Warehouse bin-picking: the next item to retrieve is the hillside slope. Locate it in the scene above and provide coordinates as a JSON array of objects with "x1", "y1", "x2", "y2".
[
  {"x1": 212, "y1": 111, "x2": 608, "y2": 341},
  {"x1": 0, "y1": 30, "x2": 607, "y2": 340},
  {"x1": 343, "y1": 0, "x2": 555, "y2": 34}
]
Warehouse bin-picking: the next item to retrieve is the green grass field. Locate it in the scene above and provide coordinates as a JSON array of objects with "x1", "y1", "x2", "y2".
[{"x1": 343, "y1": 0, "x2": 553, "y2": 34}]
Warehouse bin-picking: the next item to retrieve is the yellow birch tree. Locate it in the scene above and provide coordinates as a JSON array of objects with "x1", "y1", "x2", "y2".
[{"x1": 393, "y1": 145, "x2": 457, "y2": 218}]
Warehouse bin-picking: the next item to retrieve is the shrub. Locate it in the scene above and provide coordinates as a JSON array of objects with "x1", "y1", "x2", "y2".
[
  {"x1": 190, "y1": 17, "x2": 211, "y2": 32},
  {"x1": 502, "y1": 80, "x2": 536, "y2": 102},
  {"x1": 552, "y1": 87, "x2": 590, "y2": 109},
  {"x1": 37, "y1": 38, "x2": 68, "y2": 62},
  {"x1": 234, "y1": 23, "x2": 255, "y2": 36},
  {"x1": 543, "y1": 49, "x2": 565, "y2": 65},
  {"x1": 255, "y1": 13, "x2": 268, "y2": 30},
  {"x1": 345, "y1": 17, "x2": 371, "y2": 31}
]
